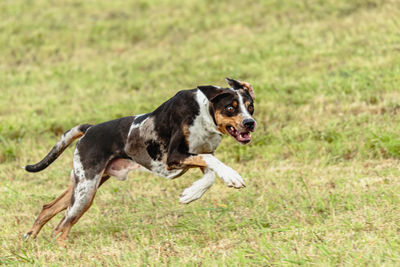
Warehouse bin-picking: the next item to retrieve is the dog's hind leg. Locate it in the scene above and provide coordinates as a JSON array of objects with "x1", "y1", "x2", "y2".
[
  {"x1": 52, "y1": 149, "x2": 110, "y2": 246},
  {"x1": 53, "y1": 175, "x2": 110, "y2": 246},
  {"x1": 52, "y1": 177, "x2": 101, "y2": 246},
  {"x1": 23, "y1": 171, "x2": 110, "y2": 241},
  {"x1": 179, "y1": 168, "x2": 216, "y2": 204},
  {"x1": 23, "y1": 180, "x2": 74, "y2": 240}
]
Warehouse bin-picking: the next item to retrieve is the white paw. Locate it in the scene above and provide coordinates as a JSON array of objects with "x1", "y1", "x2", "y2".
[
  {"x1": 218, "y1": 168, "x2": 245, "y2": 188},
  {"x1": 23, "y1": 231, "x2": 32, "y2": 240},
  {"x1": 179, "y1": 184, "x2": 208, "y2": 204}
]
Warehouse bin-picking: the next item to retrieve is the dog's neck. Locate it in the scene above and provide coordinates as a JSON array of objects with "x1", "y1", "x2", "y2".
[
  {"x1": 185, "y1": 90, "x2": 222, "y2": 154},
  {"x1": 196, "y1": 90, "x2": 221, "y2": 135}
]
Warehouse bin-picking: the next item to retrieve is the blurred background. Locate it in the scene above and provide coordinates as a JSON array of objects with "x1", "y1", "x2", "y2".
[{"x1": 1, "y1": 0, "x2": 400, "y2": 265}]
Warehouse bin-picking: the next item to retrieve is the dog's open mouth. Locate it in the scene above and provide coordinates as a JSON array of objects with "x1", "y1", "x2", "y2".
[{"x1": 226, "y1": 126, "x2": 251, "y2": 144}]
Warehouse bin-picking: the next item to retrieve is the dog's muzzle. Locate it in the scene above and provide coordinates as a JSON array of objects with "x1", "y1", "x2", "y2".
[{"x1": 243, "y1": 118, "x2": 256, "y2": 132}]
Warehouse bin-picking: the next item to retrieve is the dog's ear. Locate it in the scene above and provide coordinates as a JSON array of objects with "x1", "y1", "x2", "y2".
[
  {"x1": 225, "y1": 77, "x2": 242, "y2": 90},
  {"x1": 198, "y1": 86, "x2": 227, "y2": 101},
  {"x1": 240, "y1": 81, "x2": 256, "y2": 100},
  {"x1": 225, "y1": 78, "x2": 255, "y2": 100}
]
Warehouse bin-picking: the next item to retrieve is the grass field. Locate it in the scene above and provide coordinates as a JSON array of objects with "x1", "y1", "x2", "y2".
[{"x1": 1, "y1": 0, "x2": 400, "y2": 265}]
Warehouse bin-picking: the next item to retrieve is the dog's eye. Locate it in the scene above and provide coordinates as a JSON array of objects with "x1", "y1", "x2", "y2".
[
  {"x1": 226, "y1": 105, "x2": 235, "y2": 112},
  {"x1": 248, "y1": 105, "x2": 254, "y2": 114}
]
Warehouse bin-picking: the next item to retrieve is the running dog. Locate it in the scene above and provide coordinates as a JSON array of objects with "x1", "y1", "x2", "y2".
[{"x1": 23, "y1": 78, "x2": 256, "y2": 245}]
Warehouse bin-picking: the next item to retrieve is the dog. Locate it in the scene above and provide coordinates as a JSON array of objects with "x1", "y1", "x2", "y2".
[{"x1": 23, "y1": 78, "x2": 256, "y2": 245}]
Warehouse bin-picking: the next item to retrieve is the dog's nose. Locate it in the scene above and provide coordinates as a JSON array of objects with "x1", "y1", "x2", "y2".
[{"x1": 243, "y1": 118, "x2": 256, "y2": 131}]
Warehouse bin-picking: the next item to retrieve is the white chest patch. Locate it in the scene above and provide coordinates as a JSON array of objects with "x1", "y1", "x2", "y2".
[{"x1": 187, "y1": 90, "x2": 222, "y2": 154}]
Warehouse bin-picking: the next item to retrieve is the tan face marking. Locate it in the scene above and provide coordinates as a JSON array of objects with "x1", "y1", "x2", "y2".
[{"x1": 215, "y1": 110, "x2": 244, "y2": 134}]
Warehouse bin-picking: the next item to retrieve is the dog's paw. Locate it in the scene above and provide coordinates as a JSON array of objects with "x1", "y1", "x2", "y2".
[
  {"x1": 218, "y1": 168, "x2": 245, "y2": 188},
  {"x1": 23, "y1": 231, "x2": 32, "y2": 240},
  {"x1": 179, "y1": 185, "x2": 207, "y2": 204}
]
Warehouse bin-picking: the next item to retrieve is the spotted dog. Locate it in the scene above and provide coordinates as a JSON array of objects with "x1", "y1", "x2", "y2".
[{"x1": 23, "y1": 78, "x2": 256, "y2": 245}]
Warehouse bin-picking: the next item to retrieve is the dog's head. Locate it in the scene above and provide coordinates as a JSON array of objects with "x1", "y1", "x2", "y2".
[{"x1": 199, "y1": 78, "x2": 256, "y2": 144}]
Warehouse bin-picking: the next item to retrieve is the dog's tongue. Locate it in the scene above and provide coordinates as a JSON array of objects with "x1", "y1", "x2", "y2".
[{"x1": 237, "y1": 132, "x2": 251, "y2": 142}]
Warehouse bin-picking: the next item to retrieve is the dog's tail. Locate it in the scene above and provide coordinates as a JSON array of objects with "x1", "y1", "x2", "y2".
[{"x1": 25, "y1": 124, "x2": 92, "y2": 173}]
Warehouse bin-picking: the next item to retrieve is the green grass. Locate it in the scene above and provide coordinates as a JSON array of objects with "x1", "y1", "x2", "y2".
[{"x1": 1, "y1": 0, "x2": 400, "y2": 265}]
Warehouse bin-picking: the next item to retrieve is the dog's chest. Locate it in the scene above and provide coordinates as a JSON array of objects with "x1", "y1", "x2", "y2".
[
  {"x1": 187, "y1": 94, "x2": 222, "y2": 154},
  {"x1": 187, "y1": 127, "x2": 221, "y2": 154}
]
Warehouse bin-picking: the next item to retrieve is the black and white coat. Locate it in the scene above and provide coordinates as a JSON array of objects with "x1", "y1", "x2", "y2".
[{"x1": 24, "y1": 78, "x2": 256, "y2": 244}]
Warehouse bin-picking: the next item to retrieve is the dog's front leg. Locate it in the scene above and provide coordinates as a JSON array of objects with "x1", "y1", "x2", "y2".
[
  {"x1": 169, "y1": 153, "x2": 245, "y2": 189},
  {"x1": 198, "y1": 154, "x2": 245, "y2": 188},
  {"x1": 179, "y1": 168, "x2": 216, "y2": 204}
]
